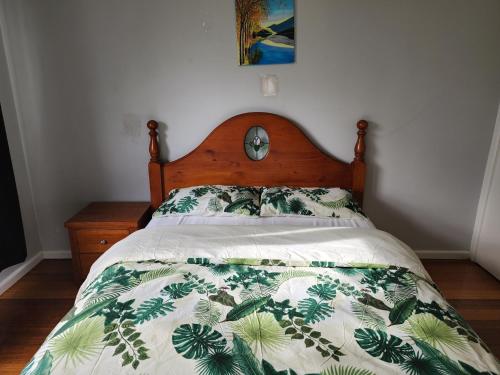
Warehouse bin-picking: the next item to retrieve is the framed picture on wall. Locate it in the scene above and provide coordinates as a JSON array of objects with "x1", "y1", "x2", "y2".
[{"x1": 236, "y1": 0, "x2": 295, "y2": 66}]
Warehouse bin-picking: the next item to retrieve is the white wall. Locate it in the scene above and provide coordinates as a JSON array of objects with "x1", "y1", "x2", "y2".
[
  {"x1": 0, "y1": 15, "x2": 42, "y2": 281},
  {"x1": 1, "y1": 0, "x2": 499, "y2": 255}
]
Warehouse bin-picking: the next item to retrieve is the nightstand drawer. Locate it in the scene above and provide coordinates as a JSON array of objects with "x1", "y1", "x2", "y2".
[
  {"x1": 80, "y1": 253, "x2": 102, "y2": 277},
  {"x1": 76, "y1": 229, "x2": 129, "y2": 253}
]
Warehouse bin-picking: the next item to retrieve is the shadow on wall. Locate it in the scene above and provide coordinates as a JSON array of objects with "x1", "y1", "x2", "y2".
[
  {"x1": 156, "y1": 121, "x2": 169, "y2": 161},
  {"x1": 363, "y1": 121, "x2": 458, "y2": 250}
]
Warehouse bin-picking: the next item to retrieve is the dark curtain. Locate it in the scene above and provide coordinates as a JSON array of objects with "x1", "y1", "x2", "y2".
[{"x1": 0, "y1": 104, "x2": 27, "y2": 271}]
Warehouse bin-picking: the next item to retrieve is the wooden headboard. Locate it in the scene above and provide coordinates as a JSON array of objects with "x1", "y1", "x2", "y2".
[{"x1": 147, "y1": 112, "x2": 368, "y2": 209}]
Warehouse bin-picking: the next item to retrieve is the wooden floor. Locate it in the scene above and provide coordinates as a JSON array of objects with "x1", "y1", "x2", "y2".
[{"x1": 0, "y1": 259, "x2": 499, "y2": 374}]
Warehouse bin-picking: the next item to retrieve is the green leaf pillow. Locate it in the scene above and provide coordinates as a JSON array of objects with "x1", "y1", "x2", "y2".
[
  {"x1": 153, "y1": 185, "x2": 261, "y2": 217},
  {"x1": 260, "y1": 187, "x2": 366, "y2": 219}
]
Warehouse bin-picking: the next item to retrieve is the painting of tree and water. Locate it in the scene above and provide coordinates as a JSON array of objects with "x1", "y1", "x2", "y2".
[{"x1": 236, "y1": 0, "x2": 295, "y2": 66}]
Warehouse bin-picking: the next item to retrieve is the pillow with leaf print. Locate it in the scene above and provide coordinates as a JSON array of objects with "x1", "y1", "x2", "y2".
[
  {"x1": 153, "y1": 185, "x2": 261, "y2": 218},
  {"x1": 260, "y1": 186, "x2": 366, "y2": 219}
]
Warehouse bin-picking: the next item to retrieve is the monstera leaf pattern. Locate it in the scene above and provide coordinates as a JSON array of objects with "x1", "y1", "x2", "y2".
[
  {"x1": 153, "y1": 185, "x2": 261, "y2": 217},
  {"x1": 260, "y1": 187, "x2": 367, "y2": 219},
  {"x1": 172, "y1": 324, "x2": 227, "y2": 359},
  {"x1": 354, "y1": 329, "x2": 414, "y2": 364},
  {"x1": 21, "y1": 255, "x2": 498, "y2": 374}
]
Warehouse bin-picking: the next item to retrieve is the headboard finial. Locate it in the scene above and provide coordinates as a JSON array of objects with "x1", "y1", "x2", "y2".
[
  {"x1": 147, "y1": 120, "x2": 159, "y2": 162},
  {"x1": 354, "y1": 120, "x2": 368, "y2": 162}
]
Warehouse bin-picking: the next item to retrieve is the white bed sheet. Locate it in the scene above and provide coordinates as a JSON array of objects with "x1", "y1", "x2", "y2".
[{"x1": 146, "y1": 215, "x2": 375, "y2": 228}]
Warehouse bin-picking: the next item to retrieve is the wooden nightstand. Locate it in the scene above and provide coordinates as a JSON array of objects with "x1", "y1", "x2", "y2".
[{"x1": 65, "y1": 202, "x2": 151, "y2": 283}]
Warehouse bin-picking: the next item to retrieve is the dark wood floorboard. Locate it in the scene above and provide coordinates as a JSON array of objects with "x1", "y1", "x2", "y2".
[
  {"x1": 0, "y1": 260, "x2": 78, "y2": 375},
  {"x1": 0, "y1": 259, "x2": 498, "y2": 374},
  {"x1": 421, "y1": 259, "x2": 500, "y2": 357}
]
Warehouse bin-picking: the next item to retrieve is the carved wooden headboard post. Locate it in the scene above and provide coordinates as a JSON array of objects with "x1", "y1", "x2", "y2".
[
  {"x1": 147, "y1": 120, "x2": 163, "y2": 209},
  {"x1": 351, "y1": 120, "x2": 369, "y2": 206}
]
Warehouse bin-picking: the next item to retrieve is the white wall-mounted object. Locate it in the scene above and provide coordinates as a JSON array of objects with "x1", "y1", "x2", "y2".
[
  {"x1": 260, "y1": 74, "x2": 278, "y2": 96},
  {"x1": 471, "y1": 103, "x2": 500, "y2": 279}
]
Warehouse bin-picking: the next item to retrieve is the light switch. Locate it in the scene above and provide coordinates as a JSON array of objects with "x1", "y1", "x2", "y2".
[{"x1": 261, "y1": 74, "x2": 278, "y2": 96}]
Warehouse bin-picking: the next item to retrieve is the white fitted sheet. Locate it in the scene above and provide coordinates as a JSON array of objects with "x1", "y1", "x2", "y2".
[{"x1": 146, "y1": 215, "x2": 375, "y2": 228}]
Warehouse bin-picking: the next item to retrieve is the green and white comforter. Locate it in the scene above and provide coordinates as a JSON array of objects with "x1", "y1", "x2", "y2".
[{"x1": 22, "y1": 225, "x2": 499, "y2": 375}]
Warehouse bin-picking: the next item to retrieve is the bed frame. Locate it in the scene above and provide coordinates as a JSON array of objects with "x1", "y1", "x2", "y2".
[{"x1": 146, "y1": 112, "x2": 368, "y2": 209}]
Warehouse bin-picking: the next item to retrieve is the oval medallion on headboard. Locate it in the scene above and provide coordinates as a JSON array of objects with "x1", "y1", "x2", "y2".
[{"x1": 244, "y1": 126, "x2": 269, "y2": 161}]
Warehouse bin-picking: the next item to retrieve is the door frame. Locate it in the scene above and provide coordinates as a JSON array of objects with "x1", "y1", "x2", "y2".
[{"x1": 471, "y1": 103, "x2": 500, "y2": 266}]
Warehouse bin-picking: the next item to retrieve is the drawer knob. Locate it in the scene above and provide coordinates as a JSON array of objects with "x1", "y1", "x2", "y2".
[{"x1": 99, "y1": 239, "x2": 108, "y2": 245}]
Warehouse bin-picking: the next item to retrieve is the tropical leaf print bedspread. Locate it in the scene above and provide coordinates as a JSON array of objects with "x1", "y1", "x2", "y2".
[{"x1": 22, "y1": 226, "x2": 499, "y2": 375}]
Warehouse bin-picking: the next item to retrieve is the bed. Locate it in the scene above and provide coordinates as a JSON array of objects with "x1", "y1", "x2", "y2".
[{"x1": 22, "y1": 113, "x2": 498, "y2": 375}]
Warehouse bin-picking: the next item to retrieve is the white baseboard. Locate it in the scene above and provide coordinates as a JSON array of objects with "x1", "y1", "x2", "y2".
[
  {"x1": 0, "y1": 252, "x2": 43, "y2": 295},
  {"x1": 20, "y1": 249, "x2": 474, "y2": 261},
  {"x1": 43, "y1": 250, "x2": 71, "y2": 259},
  {"x1": 414, "y1": 250, "x2": 470, "y2": 259},
  {"x1": 33, "y1": 249, "x2": 476, "y2": 260}
]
